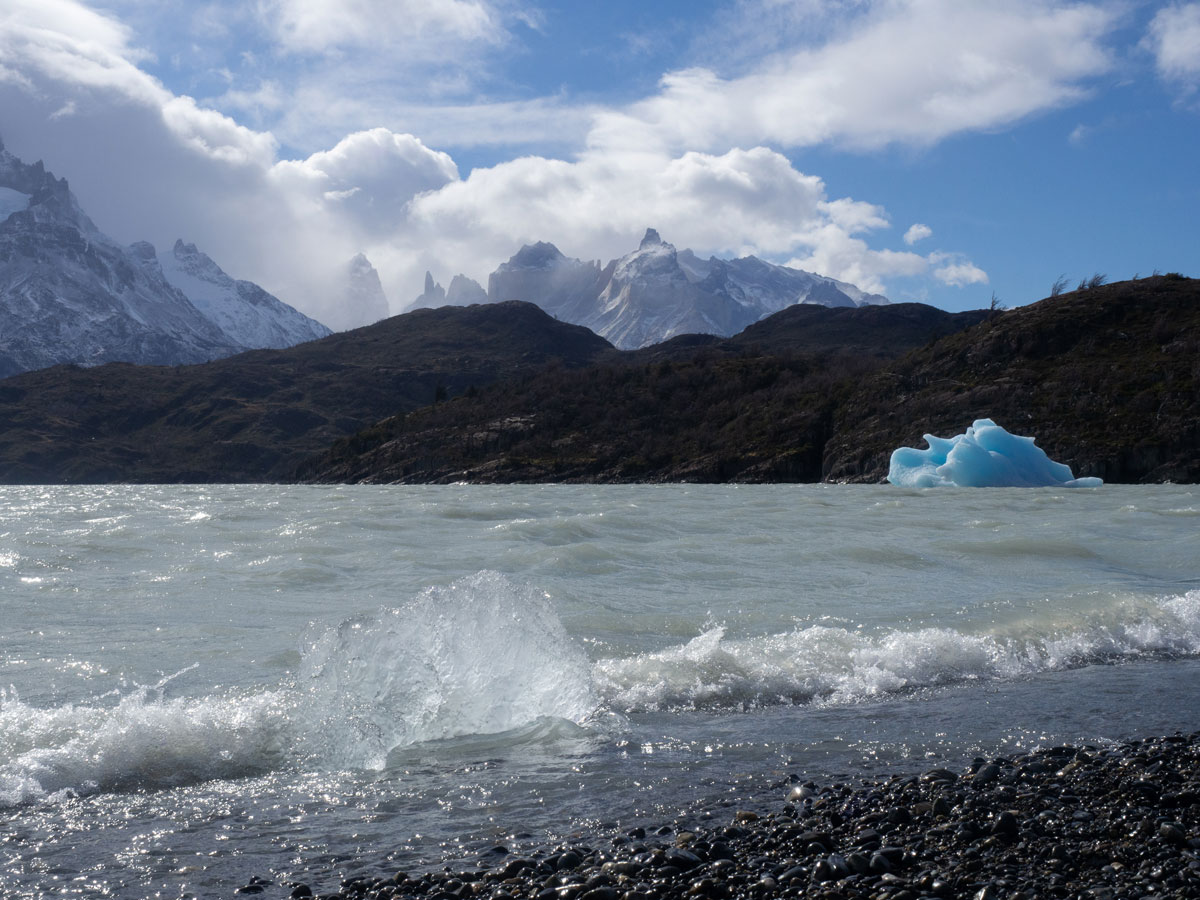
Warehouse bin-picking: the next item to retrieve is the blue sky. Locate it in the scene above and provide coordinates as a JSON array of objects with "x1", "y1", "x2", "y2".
[{"x1": 1, "y1": 0, "x2": 1197, "y2": 327}]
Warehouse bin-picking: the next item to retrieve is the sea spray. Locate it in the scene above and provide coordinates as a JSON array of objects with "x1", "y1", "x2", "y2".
[
  {"x1": 1, "y1": 571, "x2": 597, "y2": 803},
  {"x1": 0, "y1": 684, "x2": 289, "y2": 806},
  {"x1": 288, "y1": 570, "x2": 598, "y2": 769}
]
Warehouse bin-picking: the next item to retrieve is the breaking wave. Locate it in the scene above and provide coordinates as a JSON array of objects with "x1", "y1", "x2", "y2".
[
  {"x1": 4, "y1": 576, "x2": 1199, "y2": 807},
  {"x1": 0, "y1": 572, "x2": 596, "y2": 805},
  {"x1": 594, "y1": 591, "x2": 1200, "y2": 711}
]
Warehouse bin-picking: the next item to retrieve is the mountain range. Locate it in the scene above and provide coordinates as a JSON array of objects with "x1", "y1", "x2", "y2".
[
  {"x1": 0, "y1": 140, "x2": 330, "y2": 377},
  {"x1": 410, "y1": 228, "x2": 887, "y2": 349},
  {"x1": 0, "y1": 298, "x2": 982, "y2": 484},
  {"x1": 0, "y1": 275, "x2": 1195, "y2": 485}
]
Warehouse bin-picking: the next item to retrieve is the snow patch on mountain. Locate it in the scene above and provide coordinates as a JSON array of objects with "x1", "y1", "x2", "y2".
[
  {"x1": 428, "y1": 228, "x2": 890, "y2": 349},
  {"x1": 154, "y1": 240, "x2": 331, "y2": 349}
]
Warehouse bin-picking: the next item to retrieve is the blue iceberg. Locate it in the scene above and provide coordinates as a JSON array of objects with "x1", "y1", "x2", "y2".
[{"x1": 887, "y1": 418, "x2": 1103, "y2": 488}]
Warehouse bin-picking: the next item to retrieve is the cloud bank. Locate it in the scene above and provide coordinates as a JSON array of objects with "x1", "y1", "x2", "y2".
[{"x1": 0, "y1": 0, "x2": 1134, "y2": 328}]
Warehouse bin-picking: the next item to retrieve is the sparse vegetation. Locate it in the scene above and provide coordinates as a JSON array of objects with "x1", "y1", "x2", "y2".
[{"x1": 1050, "y1": 274, "x2": 1069, "y2": 297}]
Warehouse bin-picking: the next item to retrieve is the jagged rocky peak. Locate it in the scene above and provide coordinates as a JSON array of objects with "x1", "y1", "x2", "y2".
[
  {"x1": 337, "y1": 253, "x2": 391, "y2": 329},
  {"x1": 157, "y1": 237, "x2": 332, "y2": 347},
  {"x1": 0, "y1": 137, "x2": 51, "y2": 195},
  {"x1": 446, "y1": 274, "x2": 488, "y2": 306},
  {"x1": 614, "y1": 227, "x2": 681, "y2": 281},
  {"x1": 128, "y1": 240, "x2": 158, "y2": 262},
  {"x1": 640, "y1": 227, "x2": 664, "y2": 249},
  {"x1": 412, "y1": 270, "x2": 447, "y2": 310},
  {"x1": 0, "y1": 138, "x2": 96, "y2": 234},
  {"x1": 409, "y1": 270, "x2": 489, "y2": 310},
  {"x1": 171, "y1": 239, "x2": 226, "y2": 280}
]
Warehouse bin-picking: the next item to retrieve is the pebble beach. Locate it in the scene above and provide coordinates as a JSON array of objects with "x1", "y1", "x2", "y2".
[{"x1": 239, "y1": 732, "x2": 1200, "y2": 900}]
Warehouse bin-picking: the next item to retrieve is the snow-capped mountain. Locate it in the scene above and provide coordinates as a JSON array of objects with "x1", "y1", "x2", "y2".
[
  {"x1": 481, "y1": 229, "x2": 887, "y2": 349},
  {"x1": 585, "y1": 229, "x2": 746, "y2": 349},
  {"x1": 0, "y1": 142, "x2": 239, "y2": 377},
  {"x1": 0, "y1": 140, "x2": 330, "y2": 377},
  {"x1": 149, "y1": 239, "x2": 330, "y2": 349}
]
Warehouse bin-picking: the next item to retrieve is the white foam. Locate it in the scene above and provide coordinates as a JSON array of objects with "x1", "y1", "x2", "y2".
[
  {"x1": 0, "y1": 685, "x2": 289, "y2": 806},
  {"x1": 1, "y1": 572, "x2": 597, "y2": 804},
  {"x1": 594, "y1": 590, "x2": 1200, "y2": 711}
]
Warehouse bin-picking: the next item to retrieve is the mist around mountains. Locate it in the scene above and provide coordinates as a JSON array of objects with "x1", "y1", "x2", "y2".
[
  {"x1": 409, "y1": 228, "x2": 887, "y2": 349},
  {"x1": 1, "y1": 139, "x2": 895, "y2": 375},
  {"x1": 0, "y1": 141, "x2": 334, "y2": 377}
]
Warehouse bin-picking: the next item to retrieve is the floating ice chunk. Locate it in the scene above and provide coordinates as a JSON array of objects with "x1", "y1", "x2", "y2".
[{"x1": 887, "y1": 418, "x2": 1103, "y2": 488}]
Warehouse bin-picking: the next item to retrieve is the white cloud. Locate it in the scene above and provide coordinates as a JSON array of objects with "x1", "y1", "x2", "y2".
[
  {"x1": 903, "y1": 223, "x2": 933, "y2": 245},
  {"x1": 931, "y1": 253, "x2": 990, "y2": 287},
  {"x1": 3, "y1": 0, "x2": 1031, "y2": 329},
  {"x1": 272, "y1": 129, "x2": 458, "y2": 233},
  {"x1": 1145, "y1": 3, "x2": 1200, "y2": 90},
  {"x1": 257, "y1": 0, "x2": 505, "y2": 54},
  {"x1": 589, "y1": 0, "x2": 1117, "y2": 154}
]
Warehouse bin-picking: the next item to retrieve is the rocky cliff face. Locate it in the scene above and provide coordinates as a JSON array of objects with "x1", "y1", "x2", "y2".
[
  {"x1": 0, "y1": 141, "x2": 240, "y2": 377},
  {"x1": 328, "y1": 253, "x2": 391, "y2": 331},
  {"x1": 0, "y1": 140, "x2": 332, "y2": 376},
  {"x1": 488, "y1": 242, "x2": 611, "y2": 323}
]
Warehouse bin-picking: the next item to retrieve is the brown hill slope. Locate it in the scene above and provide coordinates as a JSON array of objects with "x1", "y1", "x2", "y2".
[{"x1": 0, "y1": 302, "x2": 611, "y2": 483}]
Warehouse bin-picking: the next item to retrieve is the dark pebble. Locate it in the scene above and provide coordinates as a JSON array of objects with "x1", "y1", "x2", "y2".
[{"x1": 276, "y1": 733, "x2": 1200, "y2": 900}]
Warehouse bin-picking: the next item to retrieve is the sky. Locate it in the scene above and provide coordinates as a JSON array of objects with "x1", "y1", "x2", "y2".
[{"x1": 1, "y1": 0, "x2": 1197, "y2": 329}]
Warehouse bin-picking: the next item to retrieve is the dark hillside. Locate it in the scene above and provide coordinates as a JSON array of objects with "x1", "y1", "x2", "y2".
[
  {"x1": 296, "y1": 303, "x2": 991, "y2": 484},
  {"x1": 822, "y1": 274, "x2": 1200, "y2": 483},
  {"x1": 299, "y1": 277, "x2": 1199, "y2": 485},
  {"x1": 0, "y1": 302, "x2": 611, "y2": 483}
]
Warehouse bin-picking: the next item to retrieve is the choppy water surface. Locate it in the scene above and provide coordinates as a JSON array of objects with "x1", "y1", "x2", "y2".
[{"x1": 1, "y1": 484, "x2": 1198, "y2": 898}]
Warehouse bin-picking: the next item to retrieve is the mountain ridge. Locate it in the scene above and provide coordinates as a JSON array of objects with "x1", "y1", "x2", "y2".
[
  {"x1": 413, "y1": 228, "x2": 886, "y2": 348},
  {"x1": 0, "y1": 301, "x2": 613, "y2": 483},
  {"x1": 0, "y1": 140, "x2": 330, "y2": 376}
]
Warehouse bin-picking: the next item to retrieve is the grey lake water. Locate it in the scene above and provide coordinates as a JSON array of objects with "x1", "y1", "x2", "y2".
[{"x1": 1, "y1": 484, "x2": 1199, "y2": 898}]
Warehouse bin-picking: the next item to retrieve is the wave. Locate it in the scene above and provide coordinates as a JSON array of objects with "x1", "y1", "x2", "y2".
[
  {"x1": 289, "y1": 571, "x2": 596, "y2": 769},
  {"x1": 1, "y1": 572, "x2": 596, "y2": 806},
  {"x1": 594, "y1": 591, "x2": 1200, "y2": 711},
  {"x1": 0, "y1": 684, "x2": 290, "y2": 806},
  {"x1": 4, "y1": 577, "x2": 1199, "y2": 806}
]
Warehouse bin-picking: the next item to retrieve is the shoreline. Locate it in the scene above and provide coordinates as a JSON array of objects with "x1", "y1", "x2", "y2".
[{"x1": 240, "y1": 731, "x2": 1200, "y2": 900}]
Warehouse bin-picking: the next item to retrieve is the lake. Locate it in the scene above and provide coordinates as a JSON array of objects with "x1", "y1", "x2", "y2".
[{"x1": 1, "y1": 484, "x2": 1198, "y2": 898}]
